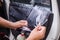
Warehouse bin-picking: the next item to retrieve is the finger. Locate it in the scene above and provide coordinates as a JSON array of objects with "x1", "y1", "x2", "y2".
[
  {"x1": 19, "y1": 20, "x2": 28, "y2": 26},
  {"x1": 38, "y1": 26, "x2": 46, "y2": 38},
  {"x1": 35, "y1": 25, "x2": 42, "y2": 31},
  {"x1": 33, "y1": 26, "x2": 41, "y2": 31},
  {"x1": 39, "y1": 26, "x2": 46, "y2": 33},
  {"x1": 21, "y1": 20, "x2": 28, "y2": 26},
  {"x1": 20, "y1": 20, "x2": 27, "y2": 22}
]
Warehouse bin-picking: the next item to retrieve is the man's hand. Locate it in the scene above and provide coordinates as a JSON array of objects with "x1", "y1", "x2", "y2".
[
  {"x1": 26, "y1": 25, "x2": 46, "y2": 40},
  {"x1": 12, "y1": 20, "x2": 28, "y2": 29},
  {"x1": 0, "y1": 17, "x2": 28, "y2": 30}
]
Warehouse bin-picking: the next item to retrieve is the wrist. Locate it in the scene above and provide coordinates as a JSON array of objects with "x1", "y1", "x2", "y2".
[{"x1": 8, "y1": 21, "x2": 15, "y2": 29}]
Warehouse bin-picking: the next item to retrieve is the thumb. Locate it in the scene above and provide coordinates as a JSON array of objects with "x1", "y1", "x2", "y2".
[{"x1": 39, "y1": 26, "x2": 46, "y2": 33}]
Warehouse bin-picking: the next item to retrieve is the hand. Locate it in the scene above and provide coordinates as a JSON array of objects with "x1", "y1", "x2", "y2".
[
  {"x1": 12, "y1": 20, "x2": 28, "y2": 29},
  {"x1": 0, "y1": 17, "x2": 28, "y2": 29},
  {"x1": 26, "y1": 25, "x2": 46, "y2": 40}
]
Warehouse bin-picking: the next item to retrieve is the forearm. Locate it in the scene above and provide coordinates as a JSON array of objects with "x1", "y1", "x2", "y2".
[{"x1": 0, "y1": 17, "x2": 14, "y2": 29}]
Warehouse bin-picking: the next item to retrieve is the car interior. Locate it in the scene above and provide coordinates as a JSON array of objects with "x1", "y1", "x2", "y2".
[{"x1": 2, "y1": 0, "x2": 60, "y2": 40}]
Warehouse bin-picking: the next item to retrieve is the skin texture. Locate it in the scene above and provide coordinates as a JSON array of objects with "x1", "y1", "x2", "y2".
[
  {"x1": 26, "y1": 25, "x2": 46, "y2": 40},
  {"x1": 0, "y1": 17, "x2": 28, "y2": 29}
]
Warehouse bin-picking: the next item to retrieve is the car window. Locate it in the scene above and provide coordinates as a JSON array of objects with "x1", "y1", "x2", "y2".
[{"x1": 10, "y1": 0, "x2": 52, "y2": 9}]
